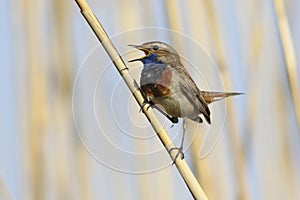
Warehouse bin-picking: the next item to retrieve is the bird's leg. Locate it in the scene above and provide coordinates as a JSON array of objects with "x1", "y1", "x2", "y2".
[
  {"x1": 180, "y1": 121, "x2": 186, "y2": 151},
  {"x1": 168, "y1": 120, "x2": 187, "y2": 165}
]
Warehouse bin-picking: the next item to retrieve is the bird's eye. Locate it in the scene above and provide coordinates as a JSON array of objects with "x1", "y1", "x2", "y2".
[{"x1": 153, "y1": 45, "x2": 159, "y2": 50}]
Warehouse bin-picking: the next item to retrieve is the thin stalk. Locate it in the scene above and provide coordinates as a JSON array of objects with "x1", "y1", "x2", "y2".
[
  {"x1": 273, "y1": 0, "x2": 300, "y2": 133},
  {"x1": 74, "y1": 0, "x2": 208, "y2": 199},
  {"x1": 0, "y1": 176, "x2": 12, "y2": 200},
  {"x1": 24, "y1": 0, "x2": 48, "y2": 199},
  {"x1": 203, "y1": 2, "x2": 248, "y2": 200}
]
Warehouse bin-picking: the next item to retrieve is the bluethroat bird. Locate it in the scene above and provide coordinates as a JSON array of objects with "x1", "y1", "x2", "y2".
[{"x1": 129, "y1": 41, "x2": 242, "y2": 159}]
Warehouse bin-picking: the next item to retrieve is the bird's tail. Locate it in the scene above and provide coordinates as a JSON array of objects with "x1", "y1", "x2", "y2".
[{"x1": 200, "y1": 91, "x2": 243, "y2": 104}]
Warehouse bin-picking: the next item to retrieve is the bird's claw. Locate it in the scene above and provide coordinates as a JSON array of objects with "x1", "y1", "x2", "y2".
[
  {"x1": 168, "y1": 146, "x2": 184, "y2": 165},
  {"x1": 140, "y1": 101, "x2": 152, "y2": 113}
]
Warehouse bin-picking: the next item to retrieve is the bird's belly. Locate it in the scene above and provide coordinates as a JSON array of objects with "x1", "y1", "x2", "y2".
[
  {"x1": 152, "y1": 96, "x2": 182, "y2": 117},
  {"x1": 149, "y1": 89, "x2": 196, "y2": 118},
  {"x1": 158, "y1": 93, "x2": 197, "y2": 117}
]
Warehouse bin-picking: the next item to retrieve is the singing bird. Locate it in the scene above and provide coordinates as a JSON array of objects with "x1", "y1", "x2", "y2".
[{"x1": 129, "y1": 41, "x2": 242, "y2": 125}]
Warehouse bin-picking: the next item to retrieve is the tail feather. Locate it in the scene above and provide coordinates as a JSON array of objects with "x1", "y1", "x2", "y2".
[{"x1": 201, "y1": 91, "x2": 243, "y2": 104}]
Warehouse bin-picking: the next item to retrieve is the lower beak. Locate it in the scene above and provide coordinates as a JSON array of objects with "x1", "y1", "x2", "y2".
[
  {"x1": 128, "y1": 57, "x2": 143, "y2": 62},
  {"x1": 128, "y1": 44, "x2": 149, "y2": 62}
]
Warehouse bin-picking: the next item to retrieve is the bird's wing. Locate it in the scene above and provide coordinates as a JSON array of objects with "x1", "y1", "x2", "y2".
[{"x1": 173, "y1": 65, "x2": 211, "y2": 124}]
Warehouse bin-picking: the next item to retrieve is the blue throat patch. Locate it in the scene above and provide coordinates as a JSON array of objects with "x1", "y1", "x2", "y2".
[
  {"x1": 140, "y1": 54, "x2": 167, "y2": 86},
  {"x1": 141, "y1": 54, "x2": 163, "y2": 64}
]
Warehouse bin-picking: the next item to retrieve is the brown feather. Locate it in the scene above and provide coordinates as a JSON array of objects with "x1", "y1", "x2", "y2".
[{"x1": 200, "y1": 91, "x2": 243, "y2": 104}]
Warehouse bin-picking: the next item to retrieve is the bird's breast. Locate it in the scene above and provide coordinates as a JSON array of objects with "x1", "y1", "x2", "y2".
[
  {"x1": 140, "y1": 64, "x2": 173, "y2": 99},
  {"x1": 156, "y1": 66, "x2": 172, "y2": 88},
  {"x1": 140, "y1": 65, "x2": 197, "y2": 118}
]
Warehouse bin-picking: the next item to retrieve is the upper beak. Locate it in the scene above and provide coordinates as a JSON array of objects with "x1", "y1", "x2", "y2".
[
  {"x1": 128, "y1": 44, "x2": 140, "y2": 49},
  {"x1": 128, "y1": 44, "x2": 149, "y2": 62}
]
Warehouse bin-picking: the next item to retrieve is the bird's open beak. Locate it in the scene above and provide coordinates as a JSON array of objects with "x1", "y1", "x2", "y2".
[{"x1": 128, "y1": 44, "x2": 150, "y2": 62}]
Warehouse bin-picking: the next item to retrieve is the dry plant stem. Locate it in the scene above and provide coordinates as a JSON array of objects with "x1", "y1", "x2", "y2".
[
  {"x1": 74, "y1": 0, "x2": 208, "y2": 199},
  {"x1": 274, "y1": 0, "x2": 300, "y2": 132},
  {"x1": 0, "y1": 176, "x2": 12, "y2": 200},
  {"x1": 24, "y1": 0, "x2": 47, "y2": 199},
  {"x1": 203, "y1": 2, "x2": 248, "y2": 200}
]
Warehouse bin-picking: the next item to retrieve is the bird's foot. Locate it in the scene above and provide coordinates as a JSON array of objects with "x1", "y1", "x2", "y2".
[
  {"x1": 168, "y1": 146, "x2": 184, "y2": 165},
  {"x1": 139, "y1": 101, "x2": 153, "y2": 113}
]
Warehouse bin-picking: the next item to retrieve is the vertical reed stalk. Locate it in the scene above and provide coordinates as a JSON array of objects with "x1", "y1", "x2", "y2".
[
  {"x1": 24, "y1": 0, "x2": 48, "y2": 199},
  {"x1": 203, "y1": 2, "x2": 248, "y2": 199},
  {"x1": 273, "y1": 0, "x2": 300, "y2": 133}
]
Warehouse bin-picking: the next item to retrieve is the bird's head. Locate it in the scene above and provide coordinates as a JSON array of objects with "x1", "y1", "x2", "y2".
[{"x1": 128, "y1": 41, "x2": 180, "y2": 64}]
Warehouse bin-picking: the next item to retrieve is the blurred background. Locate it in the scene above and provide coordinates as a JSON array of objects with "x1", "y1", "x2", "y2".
[{"x1": 1, "y1": 0, "x2": 300, "y2": 199}]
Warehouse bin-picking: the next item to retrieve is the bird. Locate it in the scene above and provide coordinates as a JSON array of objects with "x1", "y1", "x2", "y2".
[
  {"x1": 128, "y1": 41, "x2": 242, "y2": 161},
  {"x1": 128, "y1": 41, "x2": 242, "y2": 124}
]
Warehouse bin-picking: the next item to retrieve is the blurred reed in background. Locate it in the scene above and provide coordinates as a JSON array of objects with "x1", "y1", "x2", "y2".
[{"x1": 1, "y1": 0, "x2": 299, "y2": 199}]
